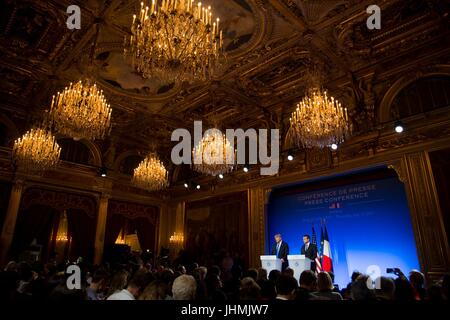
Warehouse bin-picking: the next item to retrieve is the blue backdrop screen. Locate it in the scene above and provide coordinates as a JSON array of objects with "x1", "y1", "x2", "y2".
[{"x1": 267, "y1": 175, "x2": 420, "y2": 288}]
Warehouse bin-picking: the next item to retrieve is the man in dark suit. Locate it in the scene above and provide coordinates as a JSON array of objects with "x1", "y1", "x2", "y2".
[
  {"x1": 271, "y1": 233, "x2": 289, "y2": 271},
  {"x1": 301, "y1": 235, "x2": 317, "y2": 272}
]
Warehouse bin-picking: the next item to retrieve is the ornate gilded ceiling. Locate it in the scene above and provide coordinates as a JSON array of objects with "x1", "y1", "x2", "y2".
[{"x1": 0, "y1": 0, "x2": 449, "y2": 193}]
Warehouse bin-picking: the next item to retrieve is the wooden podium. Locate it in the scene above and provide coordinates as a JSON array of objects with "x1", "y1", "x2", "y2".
[
  {"x1": 260, "y1": 255, "x2": 282, "y2": 274},
  {"x1": 287, "y1": 254, "x2": 311, "y2": 281}
]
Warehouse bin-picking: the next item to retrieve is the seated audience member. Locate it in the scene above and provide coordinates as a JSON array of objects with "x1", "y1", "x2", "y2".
[
  {"x1": 268, "y1": 269, "x2": 281, "y2": 284},
  {"x1": 172, "y1": 275, "x2": 197, "y2": 300},
  {"x1": 295, "y1": 270, "x2": 317, "y2": 301},
  {"x1": 243, "y1": 268, "x2": 258, "y2": 282},
  {"x1": 208, "y1": 265, "x2": 222, "y2": 278},
  {"x1": 350, "y1": 275, "x2": 376, "y2": 300},
  {"x1": 394, "y1": 276, "x2": 415, "y2": 301},
  {"x1": 86, "y1": 271, "x2": 108, "y2": 300},
  {"x1": 375, "y1": 277, "x2": 395, "y2": 301},
  {"x1": 313, "y1": 272, "x2": 343, "y2": 300},
  {"x1": 177, "y1": 265, "x2": 187, "y2": 275},
  {"x1": 239, "y1": 277, "x2": 261, "y2": 300},
  {"x1": 206, "y1": 273, "x2": 227, "y2": 301},
  {"x1": 159, "y1": 269, "x2": 175, "y2": 299},
  {"x1": 259, "y1": 280, "x2": 277, "y2": 300},
  {"x1": 193, "y1": 267, "x2": 208, "y2": 301},
  {"x1": 140, "y1": 280, "x2": 168, "y2": 300},
  {"x1": 223, "y1": 265, "x2": 242, "y2": 301},
  {"x1": 283, "y1": 268, "x2": 294, "y2": 278},
  {"x1": 409, "y1": 270, "x2": 426, "y2": 300},
  {"x1": 276, "y1": 275, "x2": 298, "y2": 300},
  {"x1": 342, "y1": 271, "x2": 362, "y2": 299},
  {"x1": 328, "y1": 271, "x2": 340, "y2": 292},
  {"x1": 13, "y1": 262, "x2": 34, "y2": 301},
  {"x1": 106, "y1": 270, "x2": 129, "y2": 297},
  {"x1": 107, "y1": 276, "x2": 145, "y2": 300},
  {"x1": 194, "y1": 267, "x2": 208, "y2": 281},
  {"x1": 257, "y1": 268, "x2": 268, "y2": 286}
]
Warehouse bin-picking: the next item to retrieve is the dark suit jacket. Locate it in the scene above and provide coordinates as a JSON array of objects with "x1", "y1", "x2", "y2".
[
  {"x1": 271, "y1": 241, "x2": 289, "y2": 270},
  {"x1": 301, "y1": 242, "x2": 318, "y2": 261}
]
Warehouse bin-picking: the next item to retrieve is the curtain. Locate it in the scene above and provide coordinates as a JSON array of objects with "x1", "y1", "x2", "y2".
[
  {"x1": 10, "y1": 205, "x2": 57, "y2": 259},
  {"x1": 134, "y1": 217, "x2": 156, "y2": 252},
  {"x1": 67, "y1": 209, "x2": 95, "y2": 261},
  {"x1": 104, "y1": 213, "x2": 125, "y2": 246}
]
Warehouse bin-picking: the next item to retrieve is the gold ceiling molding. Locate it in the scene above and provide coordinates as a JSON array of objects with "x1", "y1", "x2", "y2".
[
  {"x1": 223, "y1": 0, "x2": 272, "y2": 60},
  {"x1": 293, "y1": 0, "x2": 347, "y2": 24},
  {"x1": 76, "y1": 45, "x2": 183, "y2": 101},
  {"x1": 112, "y1": 150, "x2": 142, "y2": 173}
]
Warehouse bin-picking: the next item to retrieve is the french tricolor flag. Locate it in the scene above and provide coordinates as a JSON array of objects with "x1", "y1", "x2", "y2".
[{"x1": 321, "y1": 223, "x2": 333, "y2": 272}]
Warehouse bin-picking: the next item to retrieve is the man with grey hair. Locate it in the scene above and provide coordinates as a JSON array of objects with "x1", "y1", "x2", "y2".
[{"x1": 172, "y1": 275, "x2": 197, "y2": 300}]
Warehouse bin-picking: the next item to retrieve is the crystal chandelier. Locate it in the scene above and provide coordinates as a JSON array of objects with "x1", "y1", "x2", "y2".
[
  {"x1": 169, "y1": 232, "x2": 184, "y2": 245},
  {"x1": 48, "y1": 80, "x2": 112, "y2": 141},
  {"x1": 288, "y1": 87, "x2": 352, "y2": 149},
  {"x1": 192, "y1": 129, "x2": 234, "y2": 176},
  {"x1": 124, "y1": 0, "x2": 223, "y2": 83},
  {"x1": 132, "y1": 153, "x2": 169, "y2": 191},
  {"x1": 12, "y1": 127, "x2": 61, "y2": 173}
]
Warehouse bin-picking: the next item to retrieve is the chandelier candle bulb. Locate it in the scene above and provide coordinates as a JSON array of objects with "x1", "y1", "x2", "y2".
[
  {"x1": 125, "y1": 0, "x2": 223, "y2": 82},
  {"x1": 48, "y1": 80, "x2": 112, "y2": 141},
  {"x1": 289, "y1": 87, "x2": 352, "y2": 149},
  {"x1": 133, "y1": 153, "x2": 169, "y2": 191},
  {"x1": 192, "y1": 129, "x2": 234, "y2": 176},
  {"x1": 13, "y1": 128, "x2": 61, "y2": 173}
]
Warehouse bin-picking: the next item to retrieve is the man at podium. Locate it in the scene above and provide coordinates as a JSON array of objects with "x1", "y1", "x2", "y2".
[
  {"x1": 301, "y1": 234, "x2": 317, "y2": 271},
  {"x1": 271, "y1": 233, "x2": 289, "y2": 271}
]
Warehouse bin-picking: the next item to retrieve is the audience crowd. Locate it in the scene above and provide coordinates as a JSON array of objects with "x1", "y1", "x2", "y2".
[{"x1": 1, "y1": 254, "x2": 449, "y2": 301}]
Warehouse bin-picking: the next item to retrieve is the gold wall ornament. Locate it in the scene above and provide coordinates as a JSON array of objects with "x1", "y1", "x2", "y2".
[
  {"x1": 288, "y1": 87, "x2": 352, "y2": 149},
  {"x1": 48, "y1": 80, "x2": 112, "y2": 141},
  {"x1": 12, "y1": 127, "x2": 61, "y2": 173},
  {"x1": 132, "y1": 153, "x2": 169, "y2": 191},
  {"x1": 192, "y1": 129, "x2": 234, "y2": 176},
  {"x1": 124, "y1": 0, "x2": 224, "y2": 83},
  {"x1": 294, "y1": 0, "x2": 347, "y2": 23},
  {"x1": 388, "y1": 163, "x2": 407, "y2": 184}
]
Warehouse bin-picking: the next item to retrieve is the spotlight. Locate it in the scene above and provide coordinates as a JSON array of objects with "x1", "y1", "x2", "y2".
[
  {"x1": 331, "y1": 143, "x2": 338, "y2": 151},
  {"x1": 196, "y1": 184, "x2": 201, "y2": 190},
  {"x1": 394, "y1": 121, "x2": 404, "y2": 133},
  {"x1": 99, "y1": 166, "x2": 107, "y2": 177},
  {"x1": 218, "y1": 173, "x2": 224, "y2": 179},
  {"x1": 184, "y1": 182, "x2": 189, "y2": 188},
  {"x1": 243, "y1": 166, "x2": 249, "y2": 173},
  {"x1": 287, "y1": 154, "x2": 294, "y2": 161}
]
